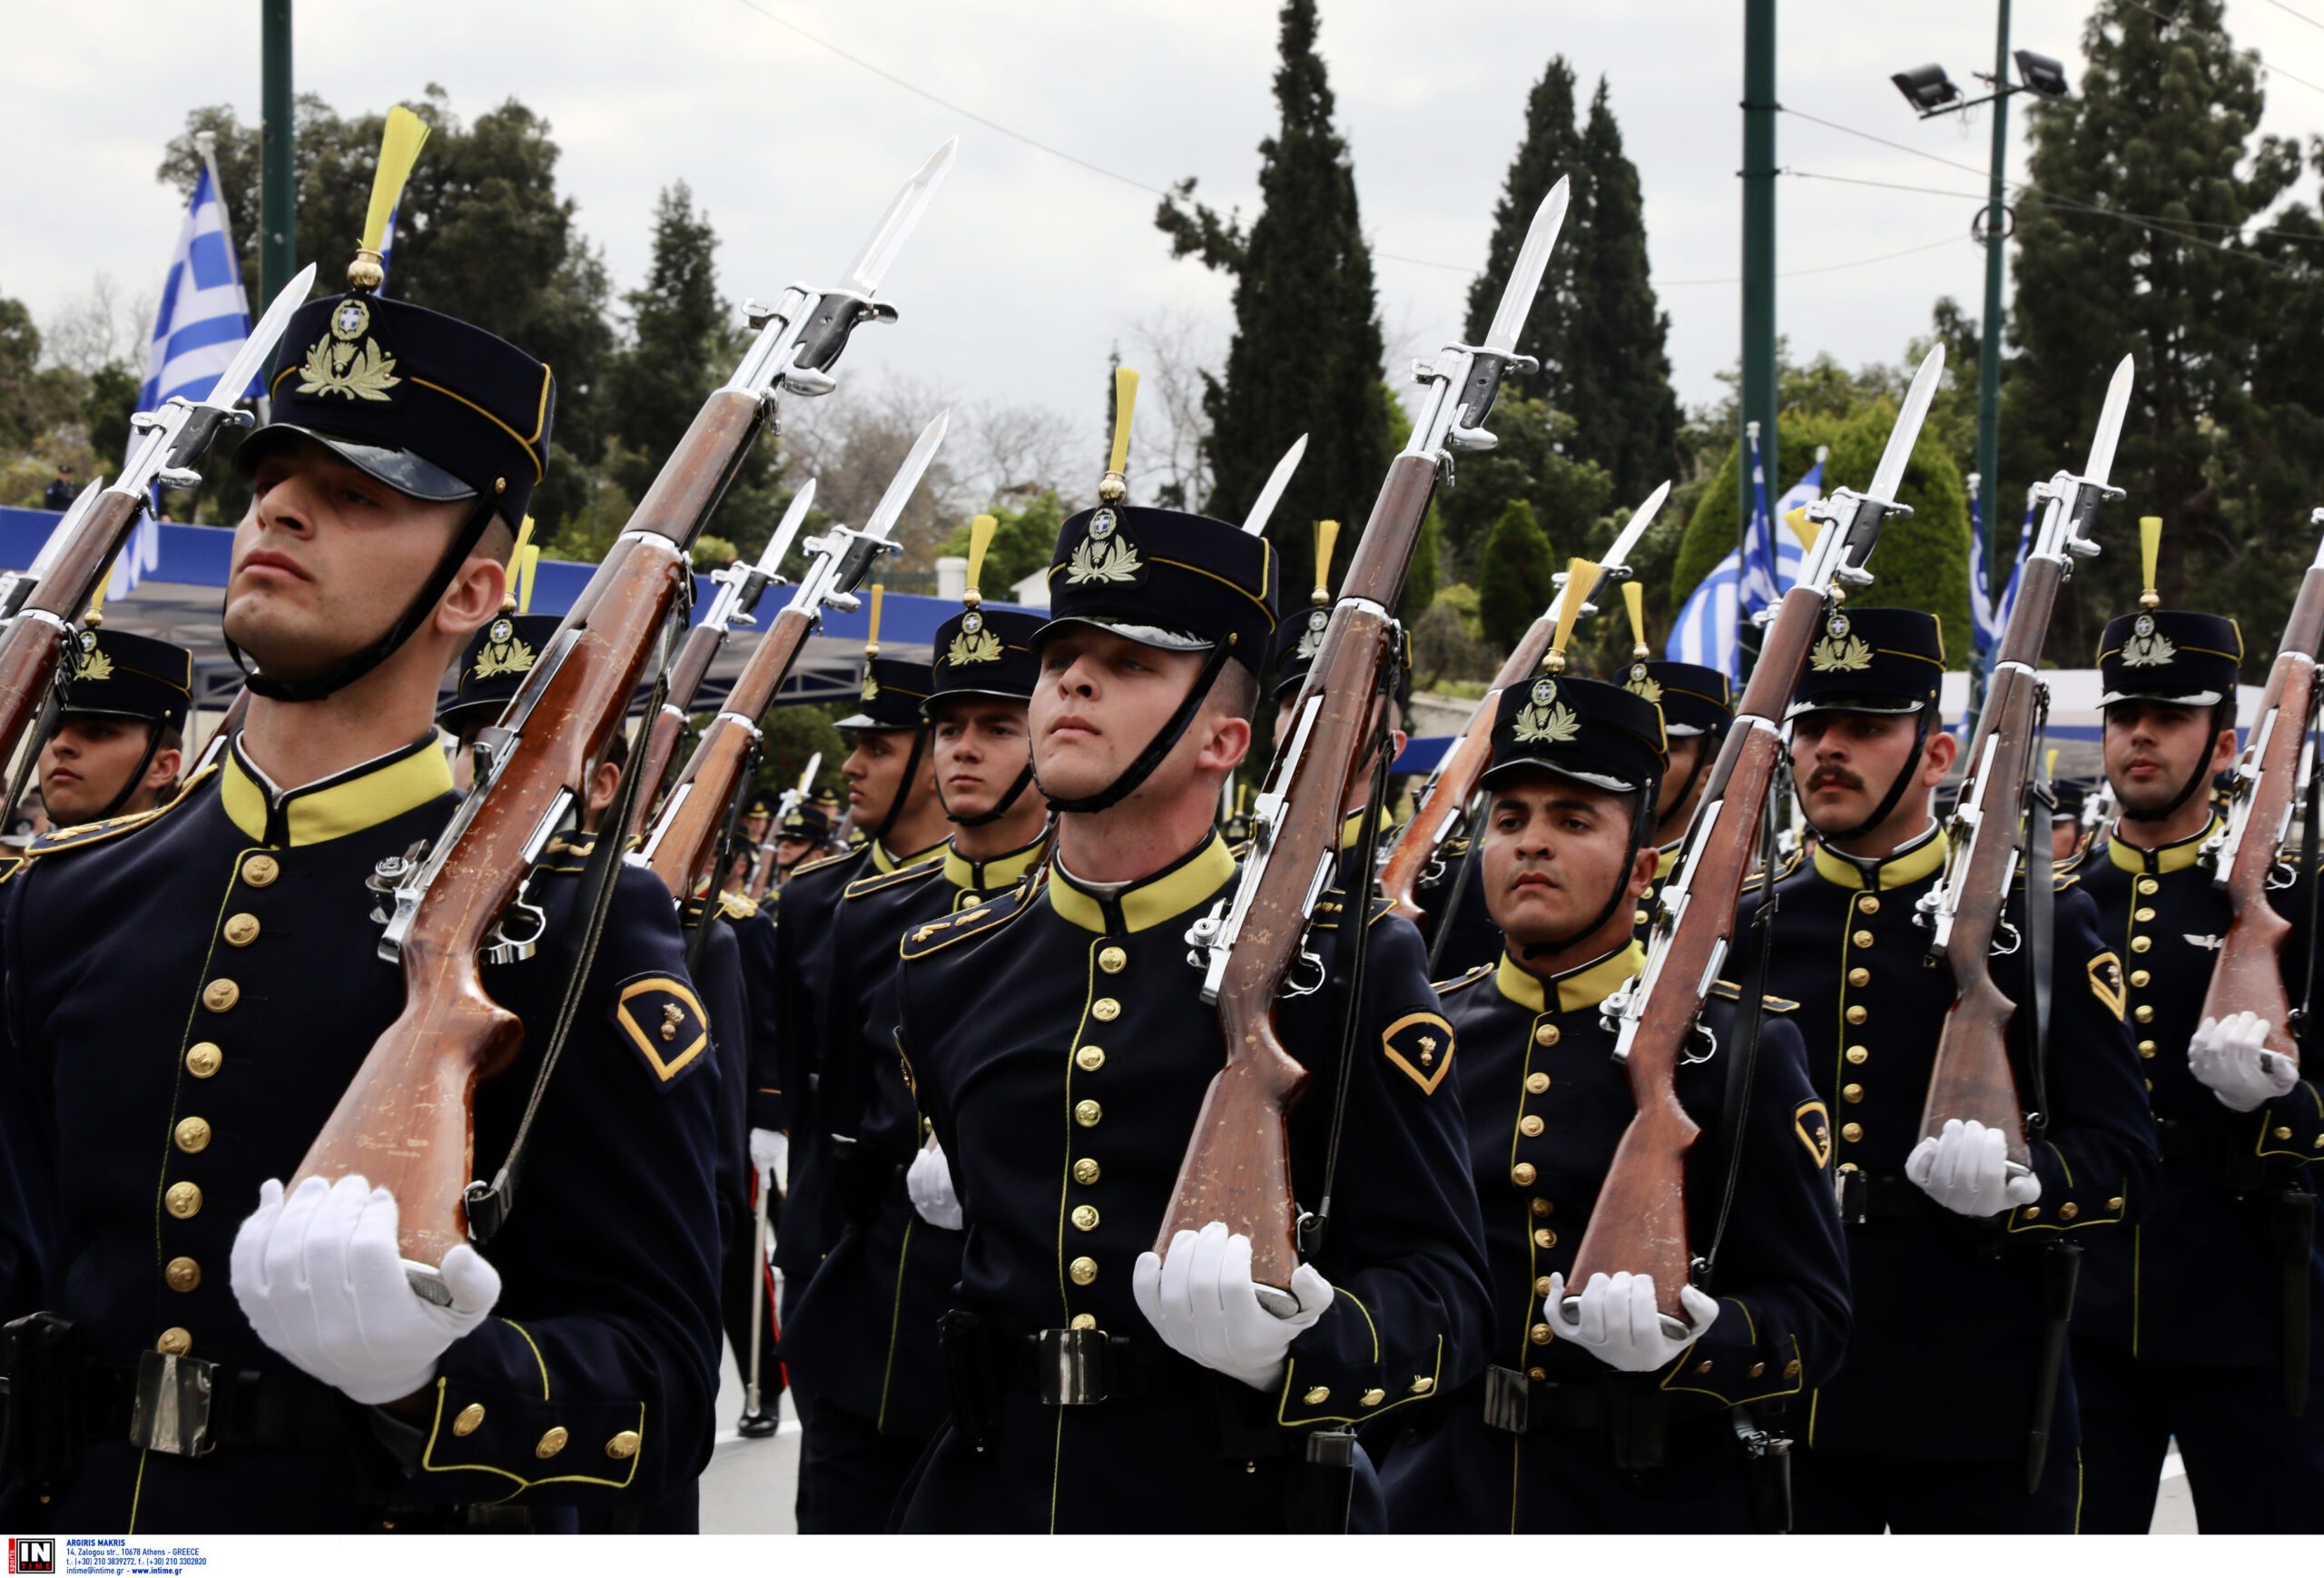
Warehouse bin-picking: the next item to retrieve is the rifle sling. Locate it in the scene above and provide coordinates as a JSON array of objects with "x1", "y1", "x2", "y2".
[
  {"x1": 685, "y1": 735, "x2": 763, "y2": 973},
  {"x1": 2299, "y1": 685, "x2": 2323, "y2": 1059},
  {"x1": 2024, "y1": 687, "x2": 2057, "y2": 1139},
  {"x1": 1423, "y1": 796, "x2": 1486, "y2": 979},
  {"x1": 1700, "y1": 778, "x2": 1784, "y2": 1293}
]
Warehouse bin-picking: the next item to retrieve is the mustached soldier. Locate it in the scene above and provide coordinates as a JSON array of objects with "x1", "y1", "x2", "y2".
[
  {"x1": 886, "y1": 428, "x2": 1489, "y2": 1530},
  {"x1": 783, "y1": 514, "x2": 1051, "y2": 1529},
  {"x1": 1381, "y1": 622, "x2": 1846, "y2": 1532},
  {"x1": 2070, "y1": 521, "x2": 2324, "y2": 1532},
  {"x1": 0, "y1": 203, "x2": 721, "y2": 1529},
  {"x1": 1746, "y1": 607, "x2": 2154, "y2": 1532},
  {"x1": 36, "y1": 629, "x2": 194, "y2": 829}
]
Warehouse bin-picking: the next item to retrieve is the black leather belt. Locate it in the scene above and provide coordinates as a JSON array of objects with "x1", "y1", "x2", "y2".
[
  {"x1": 1482, "y1": 1365, "x2": 1612, "y2": 1434},
  {"x1": 992, "y1": 1327, "x2": 1168, "y2": 1407},
  {"x1": 1836, "y1": 1168, "x2": 1949, "y2": 1225},
  {"x1": 91, "y1": 1350, "x2": 349, "y2": 1456}
]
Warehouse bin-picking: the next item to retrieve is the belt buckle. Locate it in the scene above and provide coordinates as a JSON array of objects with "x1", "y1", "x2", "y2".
[
  {"x1": 1482, "y1": 1365, "x2": 1531, "y2": 1435},
  {"x1": 128, "y1": 1349, "x2": 218, "y2": 1457},
  {"x1": 1033, "y1": 1327, "x2": 1108, "y2": 1407}
]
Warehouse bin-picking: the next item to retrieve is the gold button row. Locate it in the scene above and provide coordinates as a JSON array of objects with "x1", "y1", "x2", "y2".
[
  {"x1": 222, "y1": 912, "x2": 261, "y2": 948},
  {"x1": 1856, "y1": 895, "x2": 1880, "y2": 915},
  {"x1": 1071, "y1": 1205, "x2": 1100, "y2": 1232},
  {"x1": 202, "y1": 979, "x2": 241, "y2": 1013},
  {"x1": 1075, "y1": 1045, "x2": 1106, "y2": 1072},
  {"x1": 164, "y1": 1256, "x2": 201, "y2": 1293},
  {"x1": 1090, "y1": 998, "x2": 1120, "y2": 1023},
  {"x1": 1846, "y1": 1045, "x2": 1868, "y2": 1065},
  {"x1": 1069, "y1": 1256, "x2": 1098, "y2": 1286},
  {"x1": 1524, "y1": 1071, "x2": 1550, "y2": 1095},
  {"x1": 174, "y1": 1117, "x2": 212, "y2": 1153},
  {"x1": 1074, "y1": 1100, "x2": 1101, "y2": 1128},
  {"x1": 1853, "y1": 929, "x2": 1875, "y2": 948},
  {"x1": 2138, "y1": 877, "x2": 2159, "y2": 895},
  {"x1": 1098, "y1": 945, "x2": 1127, "y2": 974},
  {"x1": 165, "y1": 1181, "x2": 202, "y2": 1219},
  {"x1": 157, "y1": 1327, "x2": 192, "y2": 1356},
  {"x1": 1511, "y1": 1162, "x2": 1537, "y2": 1187},
  {"x1": 186, "y1": 1041, "x2": 222, "y2": 1079},
  {"x1": 1841, "y1": 1122, "x2": 1864, "y2": 1144},
  {"x1": 1846, "y1": 966, "x2": 1870, "y2": 989},
  {"x1": 241, "y1": 854, "x2": 280, "y2": 888},
  {"x1": 1072, "y1": 1158, "x2": 1101, "y2": 1186}
]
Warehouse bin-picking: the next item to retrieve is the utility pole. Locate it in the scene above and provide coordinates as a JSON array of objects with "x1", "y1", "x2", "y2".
[
  {"x1": 260, "y1": 0, "x2": 296, "y2": 306},
  {"x1": 1739, "y1": 0, "x2": 1779, "y2": 676},
  {"x1": 1975, "y1": 0, "x2": 2012, "y2": 595}
]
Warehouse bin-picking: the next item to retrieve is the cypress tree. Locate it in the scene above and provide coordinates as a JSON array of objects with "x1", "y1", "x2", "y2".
[
  {"x1": 1463, "y1": 57, "x2": 1583, "y2": 395},
  {"x1": 1154, "y1": 0, "x2": 1393, "y2": 603},
  {"x1": 1568, "y1": 78, "x2": 1682, "y2": 504},
  {"x1": 1477, "y1": 498, "x2": 1558, "y2": 654}
]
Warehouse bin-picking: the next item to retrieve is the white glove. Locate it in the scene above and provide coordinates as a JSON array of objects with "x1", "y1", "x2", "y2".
[
  {"x1": 1905, "y1": 1117, "x2": 2043, "y2": 1218},
  {"x1": 2189, "y1": 1011, "x2": 2299, "y2": 1113},
  {"x1": 1543, "y1": 1271, "x2": 1718, "y2": 1373},
  {"x1": 749, "y1": 1126, "x2": 789, "y2": 1185},
  {"x1": 905, "y1": 1139, "x2": 963, "y2": 1230},
  {"x1": 230, "y1": 1176, "x2": 499, "y2": 1406},
  {"x1": 1132, "y1": 1220, "x2": 1334, "y2": 1392}
]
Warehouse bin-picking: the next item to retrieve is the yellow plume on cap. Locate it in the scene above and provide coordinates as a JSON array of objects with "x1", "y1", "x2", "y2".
[
  {"x1": 86, "y1": 564, "x2": 113, "y2": 626},
  {"x1": 1311, "y1": 519, "x2": 1340, "y2": 607},
  {"x1": 1546, "y1": 557, "x2": 1596, "y2": 674},
  {"x1": 866, "y1": 584, "x2": 885, "y2": 657},
  {"x1": 503, "y1": 516, "x2": 537, "y2": 614},
  {"x1": 2045, "y1": 746, "x2": 2059, "y2": 780},
  {"x1": 964, "y1": 514, "x2": 998, "y2": 607},
  {"x1": 1622, "y1": 580, "x2": 1648, "y2": 660},
  {"x1": 351, "y1": 106, "x2": 430, "y2": 291},
  {"x1": 2139, "y1": 516, "x2": 2162, "y2": 610},
  {"x1": 517, "y1": 543, "x2": 541, "y2": 616},
  {"x1": 1786, "y1": 504, "x2": 1819, "y2": 555},
  {"x1": 1100, "y1": 367, "x2": 1138, "y2": 503}
]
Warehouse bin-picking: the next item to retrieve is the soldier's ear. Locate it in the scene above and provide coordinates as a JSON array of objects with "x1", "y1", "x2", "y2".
[{"x1": 1922, "y1": 725, "x2": 1960, "y2": 784}]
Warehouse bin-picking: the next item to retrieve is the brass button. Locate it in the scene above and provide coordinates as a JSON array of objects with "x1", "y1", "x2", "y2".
[
  {"x1": 1782, "y1": 1359, "x2": 1802, "y2": 1379},
  {"x1": 1531, "y1": 1198, "x2": 1553, "y2": 1218},
  {"x1": 1842, "y1": 1083, "x2": 1864, "y2": 1104},
  {"x1": 1533, "y1": 1228, "x2": 1557, "y2": 1249},
  {"x1": 1634, "y1": 909, "x2": 1649, "y2": 926},
  {"x1": 156, "y1": 1327, "x2": 192, "y2": 1356},
  {"x1": 1075, "y1": 1045, "x2": 1106, "y2": 1072},
  {"x1": 1360, "y1": 1387, "x2": 1386, "y2": 1407},
  {"x1": 2134, "y1": 907, "x2": 2156, "y2": 923},
  {"x1": 1528, "y1": 1366, "x2": 1548, "y2": 1382},
  {"x1": 2137, "y1": 877, "x2": 2159, "y2": 895},
  {"x1": 1511, "y1": 1162, "x2": 1538, "y2": 1187},
  {"x1": 1520, "y1": 1114, "x2": 1545, "y2": 1138},
  {"x1": 241, "y1": 854, "x2": 280, "y2": 888},
  {"x1": 164, "y1": 1257, "x2": 201, "y2": 1293},
  {"x1": 1534, "y1": 1023, "x2": 1560, "y2": 1047},
  {"x1": 222, "y1": 912, "x2": 261, "y2": 948},
  {"x1": 605, "y1": 1430, "x2": 642, "y2": 1460},
  {"x1": 173, "y1": 1117, "x2": 212, "y2": 1153},
  {"x1": 1071, "y1": 1204, "x2": 1100, "y2": 1232},
  {"x1": 1853, "y1": 929, "x2": 1875, "y2": 948},
  {"x1": 1074, "y1": 1100, "x2": 1102, "y2": 1128},
  {"x1": 1846, "y1": 1004, "x2": 1868, "y2": 1025},
  {"x1": 202, "y1": 979, "x2": 241, "y2": 1013},
  {"x1": 2134, "y1": 1005, "x2": 2154, "y2": 1024},
  {"x1": 1409, "y1": 1376, "x2": 1434, "y2": 1395},
  {"x1": 535, "y1": 1426, "x2": 568, "y2": 1459},
  {"x1": 1069, "y1": 1313, "x2": 1098, "y2": 1330},
  {"x1": 1098, "y1": 946, "x2": 1127, "y2": 974},
  {"x1": 2107, "y1": 1196, "x2": 2125, "y2": 1212},
  {"x1": 1748, "y1": 1362, "x2": 1766, "y2": 1378},
  {"x1": 185, "y1": 1042, "x2": 222, "y2": 1079},
  {"x1": 1525, "y1": 1071, "x2": 1551, "y2": 1095},
  {"x1": 1846, "y1": 1045, "x2": 1868, "y2": 1065},
  {"x1": 1696, "y1": 1359, "x2": 1713, "y2": 1375},
  {"x1": 1069, "y1": 1256, "x2": 1098, "y2": 1286},
  {"x1": 2023, "y1": 1206, "x2": 2042, "y2": 1220},
  {"x1": 1840, "y1": 1122, "x2": 1864, "y2": 1144},
  {"x1": 2131, "y1": 935, "x2": 2152, "y2": 953},
  {"x1": 164, "y1": 1181, "x2": 202, "y2": 1219},
  {"x1": 453, "y1": 1403, "x2": 487, "y2": 1437},
  {"x1": 2060, "y1": 1202, "x2": 2080, "y2": 1221},
  {"x1": 1846, "y1": 966, "x2": 1870, "y2": 988},
  {"x1": 1856, "y1": 894, "x2": 1880, "y2": 915},
  {"x1": 2130, "y1": 970, "x2": 2150, "y2": 988},
  {"x1": 1534, "y1": 1276, "x2": 1552, "y2": 1298},
  {"x1": 2276, "y1": 1125, "x2": 2295, "y2": 1140},
  {"x1": 1530, "y1": 1322, "x2": 1554, "y2": 1346},
  {"x1": 1304, "y1": 1386, "x2": 1330, "y2": 1405},
  {"x1": 1090, "y1": 999, "x2": 1121, "y2": 1023},
  {"x1": 1072, "y1": 1158, "x2": 1101, "y2": 1187},
  {"x1": 2137, "y1": 1040, "x2": 2157, "y2": 1059}
]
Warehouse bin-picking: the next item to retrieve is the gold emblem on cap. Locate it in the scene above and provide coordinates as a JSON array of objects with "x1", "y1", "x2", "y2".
[
  {"x1": 1623, "y1": 662, "x2": 1661, "y2": 705},
  {"x1": 298, "y1": 297, "x2": 401, "y2": 403},
  {"x1": 1066, "y1": 522, "x2": 1142, "y2": 587},
  {"x1": 472, "y1": 617, "x2": 536, "y2": 681},
  {"x1": 2121, "y1": 611, "x2": 2176, "y2": 668},
  {"x1": 1808, "y1": 631, "x2": 1874, "y2": 673},
  {"x1": 946, "y1": 611, "x2": 1002, "y2": 667},
  {"x1": 1512, "y1": 682, "x2": 1581, "y2": 746},
  {"x1": 73, "y1": 636, "x2": 113, "y2": 683}
]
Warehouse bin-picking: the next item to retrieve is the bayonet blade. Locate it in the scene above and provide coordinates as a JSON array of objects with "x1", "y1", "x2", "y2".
[
  {"x1": 762, "y1": 478, "x2": 816, "y2": 573},
  {"x1": 193, "y1": 261, "x2": 317, "y2": 419},
  {"x1": 2083, "y1": 355, "x2": 2136, "y2": 488},
  {"x1": 797, "y1": 752, "x2": 822, "y2": 795},
  {"x1": 1482, "y1": 177, "x2": 1570, "y2": 356},
  {"x1": 844, "y1": 138, "x2": 959, "y2": 298},
  {"x1": 1241, "y1": 434, "x2": 1307, "y2": 537},
  {"x1": 1866, "y1": 345, "x2": 1945, "y2": 504},
  {"x1": 1600, "y1": 479, "x2": 1671, "y2": 575},
  {"x1": 862, "y1": 410, "x2": 950, "y2": 544}
]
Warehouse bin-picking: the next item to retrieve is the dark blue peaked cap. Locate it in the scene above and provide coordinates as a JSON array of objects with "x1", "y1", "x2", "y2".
[
  {"x1": 1787, "y1": 607, "x2": 1945, "y2": 720},
  {"x1": 1039, "y1": 505, "x2": 1278, "y2": 673}
]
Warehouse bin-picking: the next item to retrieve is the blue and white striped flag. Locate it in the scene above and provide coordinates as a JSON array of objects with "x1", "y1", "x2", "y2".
[
  {"x1": 1668, "y1": 450, "x2": 1825, "y2": 681},
  {"x1": 127, "y1": 144, "x2": 254, "y2": 594},
  {"x1": 1736, "y1": 423, "x2": 1783, "y2": 614},
  {"x1": 1971, "y1": 479, "x2": 2035, "y2": 667}
]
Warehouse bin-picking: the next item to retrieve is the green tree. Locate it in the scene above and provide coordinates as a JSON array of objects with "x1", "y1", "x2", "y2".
[
  {"x1": 81, "y1": 363, "x2": 142, "y2": 471},
  {"x1": 1565, "y1": 78, "x2": 1681, "y2": 503},
  {"x1": 0, "y1": 298, "x2": 52, "y2": 449},
  {"x1": 1431, "y1": 396, "x2": 1612, "y2": 582},
  {"x1": 1154, "y1": 0, "x2": 1393, "y2": 603},
  {"x1": 1477, "y1": 498, "x2": 1558, "y2": 653},
  {"x1": 1464, "y1": 57, "x2": 1583, "y2": 395},
  {"x1": 935, "y1": 489, "x2": 1068, "y2": 599}
]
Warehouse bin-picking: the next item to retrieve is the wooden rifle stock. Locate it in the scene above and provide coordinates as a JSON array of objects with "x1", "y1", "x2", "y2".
[
  {"x1": 1156, "y1": 453, "x2": 1438, "y2": 1289},
  {"x1": 1377, "y1": 610, "x2": 1559, "y2": 923},
  {"x1": 0, "y1": 489, "x2": 147, "y2": 774},
  {"x1": 2199, "y1": 560, "x2": 2324, "y2": 1065},
  {"x1": 293, "y1": 390, "x2": 764, "y2": 1265},
  {"x1": 622, "y1": 620, "x2": 726, "y2": 845}
]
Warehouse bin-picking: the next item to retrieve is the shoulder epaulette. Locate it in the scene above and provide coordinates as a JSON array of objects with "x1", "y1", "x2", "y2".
[
  {"x1": 1709, "y1": 977, "x2": 1798, "y2": 1013},
  {"x1": 534, "y1": 832, "x2": 598, "y2": 875},
  {"x1": 792, "y1": 843, "x2": 871, "y2": 881},
  {"x1": 844, "y1": 857, "x2": 947, "y2": 901},
  {"x1": 718, "y1": 891, "x2": 759, "y2": 921},
  {"x1": 26, "y1": 760, "x2": 217, "y2": 858},
  {"x1": 900, "y1": 883, "x2": 1033, "y2": 961},
  {"x1": 2055, "y1": 843, "x2": 2092, "y2": 875},
  {"x1": 1433, "y1": 962, "x2": 1493, "y2": 997},
  {"x1": 1313, "y1": 887, "x2": 1396, "y2": 931},
  {"x1": 1740, "y1": 844, "x2": 1807, "y2": 893}
]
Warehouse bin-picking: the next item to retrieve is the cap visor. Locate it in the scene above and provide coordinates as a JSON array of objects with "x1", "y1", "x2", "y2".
[
  {"x1": 1479, "y1": 757, "x2": 1642, "y2": 795},
  {"x1": 1783, "y1": 697, "x2": 1926, "y2": 722},
  {"x1": 2100, "y1": 687, "x2": 2225, "y2": 708},
  {"x1": 237, "y1": 424, "x2": 475, "y2": 503},
  {"x1": 1036, "y1": 614, "x2": 1215, "y2": 653}
]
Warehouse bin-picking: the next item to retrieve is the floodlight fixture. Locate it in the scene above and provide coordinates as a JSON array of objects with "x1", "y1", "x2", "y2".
[{"x1": 1892, "y1": 64, "x2": 1964, "y2": 116}]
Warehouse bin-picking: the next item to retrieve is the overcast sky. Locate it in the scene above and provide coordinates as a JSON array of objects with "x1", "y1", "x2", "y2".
[{"x1": 11, "y1": 0, "x2": 2324, "y2": 459}]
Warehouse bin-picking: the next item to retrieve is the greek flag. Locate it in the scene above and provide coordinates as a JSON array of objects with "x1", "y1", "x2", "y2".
[
  {"x1": 1736, "y1": 425, "x2": 1783, "y2": 614},
  {"x1": 1970, "y1": 482, "x2": 2035, "y2": 666},
  {"x1": 1668, "y1": 450, "x2": 1827, "y2": 681},
  {"x1": 127, "y1": 150, "x2": 254, "y2": 594}
]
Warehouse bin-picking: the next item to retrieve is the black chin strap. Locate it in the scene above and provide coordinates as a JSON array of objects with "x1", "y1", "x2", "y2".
[
  {"x1": 1658, "y1": 728, "x2": 1718, "y2": 843},
  {"x1": 227, "y1": 491, "x2": 505, "y2": 704},
  {"x1": 1829, "y1": 706, "x2": 1938, "y2": 843},
  {"x1": 2120, "y1": 738, "x2": 2218, "y2": 825},
  {"x1": 944, "y1": 760, "x2": 1037, "y2": 828},
  {"x1": 1039, "y1": 643, "x2": 1236, "y2": 816},
  {"x1": 92, "y1": 720, "x2": 167, "y2": 823},
  {"x1": 1522, "y1": 774, "x2": 1663, "y2": 960}
]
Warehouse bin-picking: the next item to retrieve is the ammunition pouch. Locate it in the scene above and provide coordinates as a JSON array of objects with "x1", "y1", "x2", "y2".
[
  {"x1": 1732, "y1": 1405, "x2": 1793, "y2": 1534},
  {"x1": 2275, "y1": 1186, "x2": 2315, "y2": 1416},
  {"x1": 1480, "y1": 1366, "x2": 1679, "y2": 1471},
  {"x1": 1834, "y1": 1169, "x2": 1949, "y2": 1227},
  {"x1": 1, "y1": 1315, "x2": 85, "y2": 1495},
  {"x1": 1285, "y1": 1429, "x2": 1357, "y2": 1535}
]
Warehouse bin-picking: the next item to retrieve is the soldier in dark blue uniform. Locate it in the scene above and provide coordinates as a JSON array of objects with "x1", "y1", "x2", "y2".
[
  {"x1": 1379, "y1": 649, "x2": 1846, "y2": 1533},
  {"x1": 887, "y1": 498, "x2": 1491, "y2": 1533},
  {"x1": 1745, "y1": 607, "x2": 2155, "y2": 1533},
  {"x1": 769, "y1": 796, "x2": 833, "y2": 889},
  {"x1": 34, "y1": 629, "x2": 192, "y2": 828},
  {"x1": 1612, "y1": 585, "x2": 1734, "y2": 934},
  {"x1": 784, "y1": 524, "x2": 1051, "y2": 1530},
  {"x1": 0, "y1": 266, "x2": 723, "y2": 1532},
  {"x1": 2067, "y1": 569, "x2": 2324, "y2": 1531}
]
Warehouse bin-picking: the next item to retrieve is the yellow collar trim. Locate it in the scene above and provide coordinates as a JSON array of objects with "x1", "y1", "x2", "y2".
[
  {"x1": 222, "y1": 735, "x2": 453, "y2": 848},
  {"x1": 1340, "y1": 811, "x2": 1371, "y2": 853},
  {"x1": 1049, "y1": 833, "x2": 1237, "y2": 935},
  {"x1": 1811, "y1": 827, "x2": 1949, "y2": 892},
  {"x1": 2107, "y1": 814, "x2": 2222, "y2": 877},
  {"x1": 1655, "y1": 844, "x2": 1679, "y2": 879},
  {"x1": 943, "y1": 831, "x2": 1047, "y2": 893},
  {"x1": 1496, "y1": 942, "x2": 1647, "y2": 1015},
  {"x1": 872, "y1": 838, "x2": 946, "y2": 878}
]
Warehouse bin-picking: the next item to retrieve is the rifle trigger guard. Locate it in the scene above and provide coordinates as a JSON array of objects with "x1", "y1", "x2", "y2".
[
  {"x1": 481, "y1": 880, "x2": 548, "y2": 966},
  {"x1": 1991, "y1": 917, "x2": 2023, "y2": 959},
  {"x1": 1680, "y1": 1021, "x2": 1718, "y2": 1068},
  {"x1": 2270, "y1": 859, "x2": 2299, "y2": 893},
  {"x1": 1282, "y1": 946, "x2": 1327, "y2": 1000}
]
